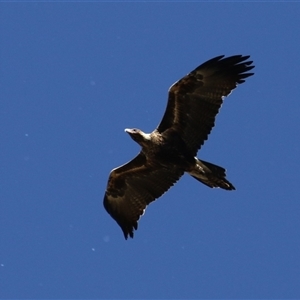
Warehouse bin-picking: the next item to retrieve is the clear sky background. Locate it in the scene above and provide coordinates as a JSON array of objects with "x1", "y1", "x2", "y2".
[{"x1": 1, "y1": 2, "x2": 299, "y2": 299}]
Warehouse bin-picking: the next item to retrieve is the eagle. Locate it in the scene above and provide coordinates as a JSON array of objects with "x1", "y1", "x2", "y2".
[{"x1": 103, "y1": 55, "x2": 254, "y2": 239}]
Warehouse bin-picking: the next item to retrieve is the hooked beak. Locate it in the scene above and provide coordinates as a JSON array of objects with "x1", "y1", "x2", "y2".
[{"x1": 124, "y1": 128, "x2": 131, "y2": 134}]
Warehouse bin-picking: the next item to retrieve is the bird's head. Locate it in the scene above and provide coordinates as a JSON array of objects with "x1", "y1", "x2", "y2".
[{"x1": 125, "y1": 128, "x2": 151, "y2": 147}]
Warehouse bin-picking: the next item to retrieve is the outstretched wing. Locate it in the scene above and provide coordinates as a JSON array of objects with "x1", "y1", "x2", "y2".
[
  {"x1": 103, "y1": 152, "x2": 184, "y2": 239},
  {"x1": 156, "y1": 55, "x2": 254, "y2": 155}
]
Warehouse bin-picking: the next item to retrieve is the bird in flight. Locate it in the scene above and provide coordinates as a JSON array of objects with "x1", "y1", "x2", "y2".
[{"x1": 103, "y1": 55, "x2": 254, "y2": 239}]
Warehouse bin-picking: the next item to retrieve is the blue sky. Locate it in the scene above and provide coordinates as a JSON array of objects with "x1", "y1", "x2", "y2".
[{"x1": 1, "y1": 2, "x2": 299, "y2": 299}]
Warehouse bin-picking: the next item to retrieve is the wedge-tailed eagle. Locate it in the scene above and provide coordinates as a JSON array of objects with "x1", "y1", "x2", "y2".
[{"x1": 103, "y1": 55, "x2": 254, "y2": 239}]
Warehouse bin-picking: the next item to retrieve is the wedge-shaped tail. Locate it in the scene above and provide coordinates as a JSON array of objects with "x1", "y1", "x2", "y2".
[{"x1": 188, "y1": 158, "x2": 235, "y2": 190}]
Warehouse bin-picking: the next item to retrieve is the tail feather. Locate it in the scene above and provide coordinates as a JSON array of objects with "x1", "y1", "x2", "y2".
[{"x1": 189, "y1": 158, "x2": 235, "y2": 190}]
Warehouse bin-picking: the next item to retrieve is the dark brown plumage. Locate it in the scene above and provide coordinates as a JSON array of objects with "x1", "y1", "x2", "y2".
[{"x1": 103, "y1": 55, "x2": 254, "y2": 239}]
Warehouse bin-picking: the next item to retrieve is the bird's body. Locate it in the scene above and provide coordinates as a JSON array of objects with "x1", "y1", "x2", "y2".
[
  {"x1": 103, "y1": 55, "x2": 254, "y2": 239},
  {"x1": 132, "y1": 129, "x2": 191, "y2": 167}
]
